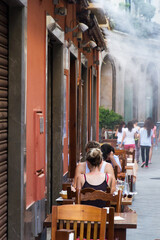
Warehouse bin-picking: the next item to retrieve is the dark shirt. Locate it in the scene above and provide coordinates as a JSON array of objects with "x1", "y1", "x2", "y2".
[{"x1": 81, "y1": 174, "x2": 109, "y2": 208}]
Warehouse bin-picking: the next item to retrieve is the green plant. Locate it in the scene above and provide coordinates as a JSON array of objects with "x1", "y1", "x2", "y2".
[
  {"x1": 99, "y1": 106, "x2": 123, "y2": 130},
  {"x1": 119, "y1": 2, "x2": 130, "y2": 10}
]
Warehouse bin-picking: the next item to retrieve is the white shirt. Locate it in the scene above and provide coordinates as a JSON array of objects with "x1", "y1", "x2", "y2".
[
  {"x1": 113, "y1": 155, "x2": 122, "y2": 171},
  {"x1": 117, "y1": 128, "x2": 125, "y2": 143},
  {"x1": 140, "y1": 128, "x2": 153, "y2": 147},
  {"x1": 123, "y1": 128, "x2": 136, "y2": 145}
]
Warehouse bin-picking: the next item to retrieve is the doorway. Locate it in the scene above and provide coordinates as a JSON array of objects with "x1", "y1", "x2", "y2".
[
  {"x1": 47, "y1": 34, "x2": 64, "y2": 212},
  {"x1": 69, "y1": 53, "x2": 77, "y2": 178}
]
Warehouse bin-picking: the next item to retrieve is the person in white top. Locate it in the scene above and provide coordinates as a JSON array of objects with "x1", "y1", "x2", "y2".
[
  {"x1": 139, "y1": 119, "x2": 153, "y2": 168},
  {"x1": 101, "y1": 143, "x2": 122, "y2": 173},
  {"x1": 120, "y1": 121, "x2": 137, "y2": 151},
  {"x1": 115, "y1": 121, "x2": 126, "y2": 149},
  {"x1": 73, "y1": 141, "x2": 116, "y2": 193},
  {"x1": 132, "y1": 119, "x2": 140, "y2": 163}
]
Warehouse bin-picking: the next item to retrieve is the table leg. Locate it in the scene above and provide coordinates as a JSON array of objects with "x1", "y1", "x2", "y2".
[{"x1": 114, "y1": 229, "x2": 126, "y2": 240}]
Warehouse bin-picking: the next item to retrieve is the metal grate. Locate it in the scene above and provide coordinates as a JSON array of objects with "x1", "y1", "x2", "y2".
[{"x1": 0, "y1": 0, "x2": 8, "y2": 239}]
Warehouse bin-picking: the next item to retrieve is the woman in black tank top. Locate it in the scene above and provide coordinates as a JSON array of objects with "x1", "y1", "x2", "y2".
[
  {"x1": 81, "y1": 173, "x2": 109, "y2": 208},
  {"x1": 76, "y1": 148, "x2": 113, "y2": 208}
]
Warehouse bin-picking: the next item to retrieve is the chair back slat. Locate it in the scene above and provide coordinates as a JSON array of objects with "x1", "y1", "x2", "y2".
[
  {"x1": 86, "y1": 221, "x2": 91, "y2": 240},
  {"x1": 66, "y1": 220, "x2": 70, "y2": 229},
  {"x1": 73, "y1": 221, "x2": 77, "y2": 240},
  {"x1": 108, "y1": 207, "x2": 114, "y2": 240},
  {"x1": 100, "y1": 209, "x2": 109, "y2": 240},
  {"x1": 59, "y1": 220, "x2": 63, "y2": 229},
  {"x1": 93, "y1": 222, "x2": 98, "y2": 240},
  {"x1": 80, "y1": 221, "x2": 84, "y2": 240}
]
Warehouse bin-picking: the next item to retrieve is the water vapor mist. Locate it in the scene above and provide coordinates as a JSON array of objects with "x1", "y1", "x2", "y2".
[{"x1": 94, "y1": 0, "x2": 160, "y2": 122}]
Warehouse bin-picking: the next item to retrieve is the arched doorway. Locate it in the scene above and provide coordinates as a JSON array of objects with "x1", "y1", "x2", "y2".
[{"x1": 100, "y1": 55, "x2": 116, "y2": 111}]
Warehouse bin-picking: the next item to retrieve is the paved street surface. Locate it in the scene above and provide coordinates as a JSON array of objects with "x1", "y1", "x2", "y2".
[{"x1": 127, "y1": 144, "x2": 160, "y2": 240}]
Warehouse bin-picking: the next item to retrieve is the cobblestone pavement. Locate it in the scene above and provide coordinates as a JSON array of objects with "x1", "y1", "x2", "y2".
[{"x1": 127, "y1": 144, "x2": 160, "y2": 240}]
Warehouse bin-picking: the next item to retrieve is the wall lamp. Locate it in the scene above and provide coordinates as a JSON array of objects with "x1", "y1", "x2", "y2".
[
  {"x1": 80, "y1": 40, "x2": 97, "y2": 52},
  {"x1": 80, "y1": 40, "x2": 97, "y2": 49},
  {"x1": 65, "y1": 22, "x2": 88, "y2": 33}
]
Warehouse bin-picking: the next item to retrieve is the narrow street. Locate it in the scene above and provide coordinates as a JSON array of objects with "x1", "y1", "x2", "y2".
[{"x1": 127, "y1": 145, "x2": 160, "y2": 240}]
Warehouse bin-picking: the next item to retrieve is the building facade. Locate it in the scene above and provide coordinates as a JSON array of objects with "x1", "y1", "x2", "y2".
[
  {"x1": 100, "y1": 0, "x2": 160, "y2": 124},
  {"x1": 0, "y1": 0, "x2": 106, "y2": 239}
]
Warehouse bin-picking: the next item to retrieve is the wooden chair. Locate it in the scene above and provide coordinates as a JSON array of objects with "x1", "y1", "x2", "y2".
[
  {"x1": 67, "y1": 186, "x2": 76, "y2": 199},
  {"x1": 67, "y1": 186, "x2": 111, "y2": 202},
  {"x1": 51, "y1": 204, "x2": 114, "y2": 240},
  {"x1": 126, "y1": 150, "x2": 135, "y2": 163},
  {"x1": 78, "y1": 189, "x2": 122, "y2": 213},
  {"x1": 115, "y1": 149, "x2": 127, "y2": 179},
  {"x1": 115, "y1": 149, "x2": 135, "y2": 192},
  {"x1": 62, "y1": 182, "x2": 72, "y2": 191}
]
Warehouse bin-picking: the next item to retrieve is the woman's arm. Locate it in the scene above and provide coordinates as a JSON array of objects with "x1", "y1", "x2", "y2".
[
  {"x1": 138, "y1": 133, "x2": 141, "y2": 148},
  {"x1": 107, "y1": 174, "x2": 113, "y2": 190},
  {"x1": 115, "y1": 129, "x2": 118, "y2": 137},
  {"x1": 76, "y1": 174, "x2": 85, "y2": 190},
  {"x1": 73, "y1": 162, "x2": 85, "y2": 188},
  {"x1": 134, "y1": 132, "x2": 138, "y2": 139},
  {"x1": 104, "y1": 163, "x2": 116, "y2": 193},
  {"x1": 109, "y1": 152, "x2": 121, "y2": 173}
]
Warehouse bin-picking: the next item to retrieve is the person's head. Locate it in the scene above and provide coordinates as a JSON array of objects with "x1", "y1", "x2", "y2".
[
  {"x1": 118, "y1": 121, "x2": 125, "y2": 133},
  {"x1": 146, "y1": 117, "x2": 154, "y2": 128},
  {"x1": 132, "y1": 119, "x2": 138, "y2": 126},
  {"x1": 144, "y1": 119, "x2": 152, "y2": 137},
  {"x1": 85, "y1": 141, "x2": 101, "y2": 152},
  {"x1": 86, "y1": 148, "x2": 102, "y2": 168},
  {"x1": 101, "y1": 143, "x2": 115, "y2": 161},
  {"x1": 127, "y1": 121, "x2": 134, "y2": 132}
]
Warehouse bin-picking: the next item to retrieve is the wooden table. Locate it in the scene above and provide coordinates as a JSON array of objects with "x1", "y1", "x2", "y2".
[
  {"x1": 56, "y1": 196, "x2": 132, "y2": 206},
  {"x1": 114, "y1": 212, "x2": 137, "y2": 240},
  {"x1": 44, "y1": 212, "x2": 137, "y2": 240}
]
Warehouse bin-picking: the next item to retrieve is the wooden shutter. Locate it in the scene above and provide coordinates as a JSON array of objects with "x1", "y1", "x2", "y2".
[{"x1": 0, "y1": 1, "x2": 8, "y2": 239}]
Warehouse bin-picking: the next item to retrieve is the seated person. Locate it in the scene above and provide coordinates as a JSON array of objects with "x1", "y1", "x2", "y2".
[
  {"x1": 76, "y1": 148, "x2": 113, "y2": 208},
  {"x1": 101, "y1": 143, "x2": 122, "y2": 173},
  {"x1": 73, "y1": 141, "x2": 116, "y2": 193}
]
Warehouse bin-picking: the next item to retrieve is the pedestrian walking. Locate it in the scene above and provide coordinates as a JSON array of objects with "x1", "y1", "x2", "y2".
[
  {"x1": 120, "y1": 121, "x2": 137, "y2": 151},
  {"x1": 132, "y1": 119, "x2": 140, "y2": 163},
  {"x1": 147, "y1": 117, "x2": 157, "y2": 164},
  {"x1": 115, "y1": 121, "x2": 126, "y2": 149},
  {"x1": 139, "y1": 119, "x2": 153, "y2": 168}
]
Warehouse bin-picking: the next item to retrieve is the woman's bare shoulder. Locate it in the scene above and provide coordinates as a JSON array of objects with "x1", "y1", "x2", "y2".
[
  {"x1": 77, "y1": 162, "x2": 86, "y2": 172},
  {"x1": 104, "y1": 162, "x2": 114, "y2": 174}
]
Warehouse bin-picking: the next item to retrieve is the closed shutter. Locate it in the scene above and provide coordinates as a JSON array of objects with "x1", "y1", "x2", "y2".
[{"x1": 0, "y1": 1, "x2": 8, "y2": 239}]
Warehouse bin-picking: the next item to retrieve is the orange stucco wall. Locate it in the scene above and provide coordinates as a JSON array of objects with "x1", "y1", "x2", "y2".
[
  {"x1": 27, "y1": 0, "x2": 49, "y2": 207},
  {"x1": 26, "y1": 0, "x2": 75, "y2": 207},
  {"x1": 26, "y1": 0, "x2": 99, "y2": 207}
]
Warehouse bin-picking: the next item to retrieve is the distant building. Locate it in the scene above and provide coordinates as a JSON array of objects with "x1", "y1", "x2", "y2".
[{"x1": 100, "y1": 0, "x2": 160, "y2": 124}]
